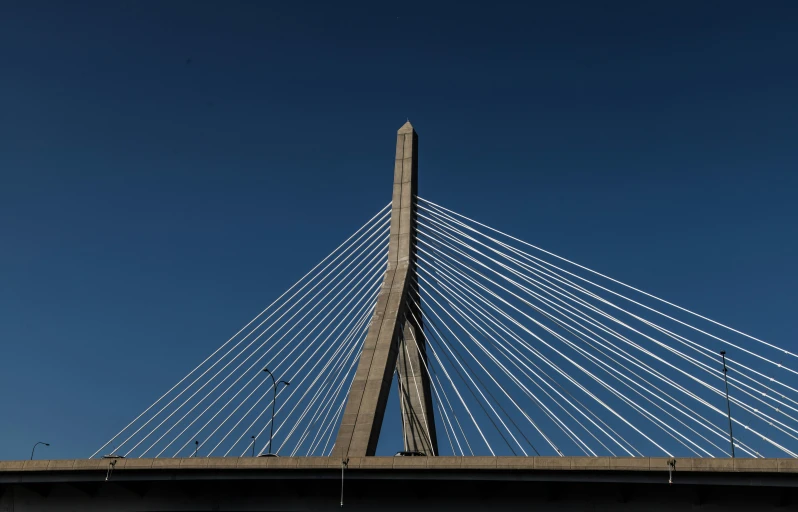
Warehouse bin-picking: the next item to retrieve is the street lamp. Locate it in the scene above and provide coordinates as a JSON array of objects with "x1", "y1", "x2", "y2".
[
  {"x1": 250, "y1": 435, "x2": 256, "y2": 457},
  {"x1": 31, "y1": 441, "x2": 49, "y2": 460},
  {"x1": 262, "y1": 368, "x2": 290, "y2": 456},
  {"x1": 720, "y1": 350, "x2": 735, "y2": 458}
]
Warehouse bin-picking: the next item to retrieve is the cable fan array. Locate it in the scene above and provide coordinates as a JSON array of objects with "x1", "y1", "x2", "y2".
[
  {"x1": 94, "y1": 196, "x2": 797, "y2": 459},
  {"x1": 413, "y1": 198, "x2": 798, "y2": 458},
  {"x1": 92, "y1": 204, "x2": 390, "y2": 459}
]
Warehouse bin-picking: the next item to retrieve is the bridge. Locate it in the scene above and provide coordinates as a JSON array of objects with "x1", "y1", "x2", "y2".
[{"x1": 2, "y1": 122, "x2": 797, "y2": 511}]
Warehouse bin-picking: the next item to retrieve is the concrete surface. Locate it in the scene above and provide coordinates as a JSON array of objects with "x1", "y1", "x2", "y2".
[{"x1": 1, "y1": 456, "x2": 796, "y2": 473}]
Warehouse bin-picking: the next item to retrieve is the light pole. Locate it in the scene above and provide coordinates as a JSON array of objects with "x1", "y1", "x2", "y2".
[
  {"x1": 250, "y1": 435, "x2": 256, "y2": 457},
  {"x1": 262, "y1": 368, "x2": 290, "y2": 455},
  {"x1": 31, "y1": 441, "x2": 49, "y2": 460},
  {"x1": 720, "y1": 350, "x2": 735, "y2": 458}
]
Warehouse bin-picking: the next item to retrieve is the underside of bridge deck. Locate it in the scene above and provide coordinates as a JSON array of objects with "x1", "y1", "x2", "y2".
[{"x1": 1, "y1": 457, "x2": 796, "y2": 511}]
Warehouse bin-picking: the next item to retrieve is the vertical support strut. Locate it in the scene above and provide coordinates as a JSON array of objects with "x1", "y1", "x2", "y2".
[
  {"x1": 331, "y1": 122, "x2": 437, "y2": 457},
  {"x1": 720, "y1": 350, "x2": 735, "y2": 458},
  {"x1": 397, "y1": 255, "x2": 438, "y2": 454}
]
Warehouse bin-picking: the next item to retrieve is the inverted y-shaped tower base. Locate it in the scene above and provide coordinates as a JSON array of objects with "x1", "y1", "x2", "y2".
[{"x1": 331, "y1": 122, "x2": 437, "y2": 457}]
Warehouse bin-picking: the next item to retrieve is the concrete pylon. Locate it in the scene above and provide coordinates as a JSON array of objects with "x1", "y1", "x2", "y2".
[{"x1": 331, "y1": 122, "x2": 438, "y2": 457}]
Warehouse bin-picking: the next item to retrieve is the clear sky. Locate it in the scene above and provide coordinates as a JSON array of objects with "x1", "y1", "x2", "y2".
[{"x1": 1, "y1": 1, "x2": 797, "y2": 460}]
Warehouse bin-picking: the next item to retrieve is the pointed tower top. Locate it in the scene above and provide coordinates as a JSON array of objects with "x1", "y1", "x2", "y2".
[{"x1": 397, "y1": 120, "x2": 415, "y2": 134}]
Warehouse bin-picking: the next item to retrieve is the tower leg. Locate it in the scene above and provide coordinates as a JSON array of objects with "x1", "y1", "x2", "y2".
[{"x1": 397, "y1": 299, "x2": 438, "y2": 454}]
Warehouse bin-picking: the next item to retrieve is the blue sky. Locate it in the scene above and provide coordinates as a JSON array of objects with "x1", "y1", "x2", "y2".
[{"x1": 1, "y1": 1, "x2": 797, "y2": 460}]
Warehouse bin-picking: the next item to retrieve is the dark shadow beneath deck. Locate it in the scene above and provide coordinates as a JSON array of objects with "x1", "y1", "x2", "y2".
[{"x1": 1, "y1": 467, "x2": 796, "y2": 511}]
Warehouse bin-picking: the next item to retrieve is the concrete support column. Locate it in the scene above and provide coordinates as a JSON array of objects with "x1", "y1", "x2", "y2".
[
  {"x1": 332, "y1": 122, "x2": 437, "y2": 457},
  {"x1": 397, "y1": 290, "x2": 438, "y2": 454}
]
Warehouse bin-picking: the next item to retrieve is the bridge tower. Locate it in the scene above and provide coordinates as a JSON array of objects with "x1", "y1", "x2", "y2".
[{"x1": 331, "y1": 122, "x2": 438, "y2": 457}]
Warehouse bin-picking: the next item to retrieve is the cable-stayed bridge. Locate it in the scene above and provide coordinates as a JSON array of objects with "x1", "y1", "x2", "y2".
[{"x1": 2, "y1": 123, "x2": 797, "y2": 511}]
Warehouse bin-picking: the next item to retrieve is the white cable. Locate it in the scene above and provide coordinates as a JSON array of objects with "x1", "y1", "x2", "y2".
[
  {"x1": 148, "y1": 248, "x2": 387, "y2": 458},
  {"x1": 248, "y1": 286, "x2": 382, "y2": 456},
  {"x1": 321, "y1": 392, "x2": 350, "y2": 456},
  {"x1": 278, "y1": 318, "x2": 369, "y2": 455},
  {"x1": 398, "y1": 320, "x2": 437, "y2": 455},
  {"x1": 421, "y1": 269, "x2": 625, "y2": 456},
  {"x1": 420, "y1": 302, "x2": 521, "y2": 454},
  {"x1": 420, "y1": 235, "x2": 726, "y2": 456},
  {"x1": 421, "y1": 212, "x2": 798, "y2": 423},
  {"x1": 304, "y1": 326, "x2": 369, "y2": 457},
  {"x1": 403, "y1": 313, "x2": 462, "y2": 456},
  {"x1": 163, "y1": 239, "x2": 387, "y2": 457},
  {"x1": 418, "y1": 307, "x2": 493, "y2": 455},
  {"x1": 420, "y1": 271, "x2": 623, "y2": 456},
  {"x1": 166, "y1": 256, "x2": 383, "y2": 458},
  {"x1": 418, "y1": 226, "x2": 731, "y2": 405},
  {"x1": 419, "y1": 224, "x2": 798, "y2": 453},
  {"x1": 116, "y1": 214, "x2": 389, "y2": 457},
  {"x1": 420, "y1": 258, "x2": 645, "y2": 457},
  {"x1": 397, "y1": 370, "x2": 409, "y2": 452},
  {"x1": 296, "y1": 333, "x2": 366, "y2": 456},
  {"x1": 291, "y1": 311, "x2": 370, "y2": 456},
  {"x1": 435, "y1": 263, "x2": 730, "y2": 457},
  {"x1": 307, "y1": 349, "x2": 363, "y2": 456},
  {"x1": 417, "y1": 239, "x2": 672, "y2": 457},
  {"x1": 210, "y1": 271, "x2": 383, "y2": 457},
  {"x1": 419, "y1": 284, "x2": 561, "y2": 456},
  {"x1": 419, "y1": 225, "x2": 732, "y2": 454},
  {"x1": 90, "y1": 204, "x2": 390, "y2": 459},
  {"x1": 419, "y1": 234, "x2": 793, "y2": 457},
  {"x1": 302, "y1": 323, "x2": 369, "y2": 458},
  {"x1": 406, "y1": 306, "x2": 471, "y2": 455},
  {"x1": 419, "y1": 199, "x2": 798, "y2": 370},
  {"x1": 423, "y1": 206, "x2": 798, "y2": 436},
  {"x1": 419, "y1": 217, "x2": 731, "y2": 382},
  {"x1": 133, "y1": 234, "x2": 388, "y2": 458},
  {"x1": 279, "y1": 302, "x2": 376, "y2": 455}
]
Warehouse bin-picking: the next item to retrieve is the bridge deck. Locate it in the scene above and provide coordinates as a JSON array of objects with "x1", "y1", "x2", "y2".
[
  {"x1": 1, "y1": 456, "x2": 795, "y2": 475},
  {"x1": 3, "y1": 457, "x2": 797, "y2": 511}
]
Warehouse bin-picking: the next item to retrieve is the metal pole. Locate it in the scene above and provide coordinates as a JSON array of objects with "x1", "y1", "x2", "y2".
[
  {"x1": 30, "y1": 441, "x2": 49, "y2": 460},
  {"x1": 274, "y1": 381, "x2": 290, "y2": 453},
  {"x1": 263, "y1": 368, "x2": 289, "y2": 455},
  {"x1": 251, "y1": 436, "x2": 256, "y2": 457},
  {"x1": 340, "y1": 458, "x2": 348, "y2": 507},
  {"x1": 720, "y1": 350, "x2": 735, "y2": 458},
  {"x1": 263, "y1": 368, "x2": 276, "y2": 453},
  {"x1": 270, "y1": 381, "x2": 277, "y2": 453}
]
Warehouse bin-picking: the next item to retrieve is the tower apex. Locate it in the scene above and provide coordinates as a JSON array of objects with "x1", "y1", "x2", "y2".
[{"x1": 398, "y1": 120, "x2": 415, "y2": 134}]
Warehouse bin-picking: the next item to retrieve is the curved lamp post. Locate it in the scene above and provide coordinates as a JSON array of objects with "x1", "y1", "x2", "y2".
[
  {"x1": 31, "y1": 441, "x2": 49, "y2": 460},
  {"x1": 262, "y1": 368, "x2": 290, "y2": 455}
]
